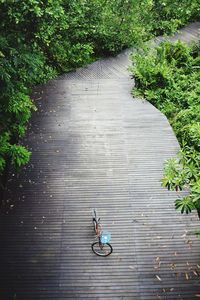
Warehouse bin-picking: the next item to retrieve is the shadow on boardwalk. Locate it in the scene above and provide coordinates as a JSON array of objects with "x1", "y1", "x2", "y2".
[{"x1": 0, "y1": 22, "x2": 200, "y2": 300}]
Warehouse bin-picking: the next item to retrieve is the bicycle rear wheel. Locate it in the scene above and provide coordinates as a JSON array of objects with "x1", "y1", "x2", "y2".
[{"x1": 91, "y1": 242, "x2": 113, "y2": 257}]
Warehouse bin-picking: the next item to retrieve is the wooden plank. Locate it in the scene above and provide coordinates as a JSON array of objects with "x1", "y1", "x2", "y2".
[{"x1": 0, "y1": 22, "x2": 200, "y2": 300}]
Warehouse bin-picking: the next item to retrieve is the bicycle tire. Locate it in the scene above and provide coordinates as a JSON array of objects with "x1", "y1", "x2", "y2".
[{"x1": 91, "y1": 242, "x2": 113, "y2": 257}]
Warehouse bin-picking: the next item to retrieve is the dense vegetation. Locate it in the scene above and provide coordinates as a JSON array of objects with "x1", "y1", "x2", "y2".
[
  {"x1": 131, "y1": 41, "x2": 200, "y2": 218},
  {"x1": 149, "y1": 0, "x2": 200, "y2": 35},
  {"x1": 0, "y1": 0, "x2": 200, "y2": 186}
]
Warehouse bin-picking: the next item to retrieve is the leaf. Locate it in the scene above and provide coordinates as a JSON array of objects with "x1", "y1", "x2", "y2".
[
  {"x1": 155, "y1": 275, "x2": 162, "y2": 281},
  {"x1": 175, "y1": 196, "x2": 195, "y2": 214},
  {"x1": 170, "y1": 263, "x2": 176, "y2": 270},
  {"x1": 193, "y1": 271, "x2": 198, "y2": 276},
  {"x1": 155, "y1": 256, "x2": 160, "y2": 262}
]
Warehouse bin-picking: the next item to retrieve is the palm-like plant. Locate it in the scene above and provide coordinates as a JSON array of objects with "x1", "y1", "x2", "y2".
[
  {"x1": 161, "y1": 158, "x2": 186, "y2": 191},
  {"x1": 175, "y1": 196, "x2": 195, "y2": 214},
  {"x1": 162, "y1": 153, "x2": 200, "y2": 219}
]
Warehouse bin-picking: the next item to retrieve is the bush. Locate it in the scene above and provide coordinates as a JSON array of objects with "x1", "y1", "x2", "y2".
[
  {"x1": 131, "y1": 40, "x2": 200, "y2": 217},
  {"x1": 150, "y1": 0, "x2": 200, "y2": 35}
]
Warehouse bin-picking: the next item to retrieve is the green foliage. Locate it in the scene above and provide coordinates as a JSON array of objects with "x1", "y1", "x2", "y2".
[
  {"x1": 0, "y1": 133, "x2": 30, "y2": 171},
  {"x1": 0, "y1": 0, "x2": 199, "y2": 177},
  {"x1": 93, "y1": 0, "x2": 152, "y2": 54},
  {"x1": 9, "y1": 145, "x2": 31, "y2": 169},
  {"x1": 8, "y1": 93, "x2": 36, "y2": 122},
  {"x1": 131, "y1": 40, "x2": 200, "y2": 217},
  {"x1": 161, "y1": 158, "x2": 186, "y2": 191},
  {"x1": 150, "y1": 0, "x2": 200, "y2": 35},
  {"x1": 0, "y1": 133, "x2": 10, "y2": 173},
  {"x1": 175, "y1": 196, "x2": 195, "y2": 214},
  {"x1": 191, "y1": 180, "x2": 200, "y2": 205}
]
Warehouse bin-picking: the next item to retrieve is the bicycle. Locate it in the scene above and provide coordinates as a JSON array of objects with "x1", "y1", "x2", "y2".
[{"x1": 91, "y1": 209, "x2": 113, "y2": 257}]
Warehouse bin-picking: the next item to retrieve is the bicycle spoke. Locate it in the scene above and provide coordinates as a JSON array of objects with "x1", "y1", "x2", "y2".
[{"x1": 91, "y1": 242, "x2": 112, "y2": 257}]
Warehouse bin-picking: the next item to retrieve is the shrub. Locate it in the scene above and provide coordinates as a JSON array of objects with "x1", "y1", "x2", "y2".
[
  {"x1": 150, "y1": 0, "x2": 200, "y2": 35},
  {"x1": 131, "y1": 40, "x2": 200, "y2": 217}
]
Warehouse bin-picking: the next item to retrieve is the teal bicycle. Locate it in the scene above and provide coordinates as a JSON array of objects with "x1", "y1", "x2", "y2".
[{"x1": 91, "y1": 209, "x2": 113, "y2": 257}]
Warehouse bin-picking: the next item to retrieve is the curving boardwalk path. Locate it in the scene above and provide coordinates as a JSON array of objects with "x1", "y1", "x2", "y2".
[{"x1": 1, "y1": 23, "x2": 200, "y2": 300}]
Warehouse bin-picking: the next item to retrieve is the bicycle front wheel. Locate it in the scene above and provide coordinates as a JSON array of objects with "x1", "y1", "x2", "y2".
[{"x1": 91, "y1": 242, "x2": 113, "y2": 257}]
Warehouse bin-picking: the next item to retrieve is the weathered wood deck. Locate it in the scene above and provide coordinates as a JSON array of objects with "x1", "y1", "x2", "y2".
[{"x1": 1, "y1": 23, "x2": 200, "y2": 300}]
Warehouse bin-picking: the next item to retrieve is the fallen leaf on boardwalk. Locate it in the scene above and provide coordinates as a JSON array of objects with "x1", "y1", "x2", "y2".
[
  {"x1": 129, "y1": 266, "x2": 135, "y2": 270},
  {"x1": 197, "y1": 264, "x2": 200, "y2": 269},
  {"x1": 156, "y1": 275, "x2": 162, "y2": 281},
  {"x1": 170, "y1": 263, "x2": 176, "y2": 270},
  {"x1": 185, "y1": 272, "x2": 189, "y2": 280},
  {"x1": 154, "y1": 257, "x2": 161, "y2": 269},
  {"x1": 155, "y1": 256, "x2": 160, "y2": 262},
  {"x1": 186, "y1": 239, "x2": 192, "y2": 244},
  {"x1": 193, "y1": 271, "x2": 198, "y2": 276}
]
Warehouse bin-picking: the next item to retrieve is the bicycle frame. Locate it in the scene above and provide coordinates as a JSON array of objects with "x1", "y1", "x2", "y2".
[
  {"x1": 92, "y1": 209, "x2": 113, "y2": 256},
  {"x1": 93, "y1": 213, "x2": 102, "y2": 236}
]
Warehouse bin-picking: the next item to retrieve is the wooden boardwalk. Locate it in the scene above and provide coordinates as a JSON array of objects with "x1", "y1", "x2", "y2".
[{"x1": 1, "y1": 23, "x2": 200, "y2": 300}]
